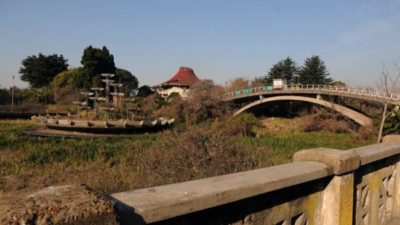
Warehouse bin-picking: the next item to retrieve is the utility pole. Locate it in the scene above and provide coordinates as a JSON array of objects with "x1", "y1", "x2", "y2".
[{"x1": 11, "y1": 75, "x2": 15, "y2": 112}]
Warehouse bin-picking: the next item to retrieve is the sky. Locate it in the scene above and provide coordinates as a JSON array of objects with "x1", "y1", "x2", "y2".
[{"x1": 0, "y1": 0, "x2": 399, "y2": 88}]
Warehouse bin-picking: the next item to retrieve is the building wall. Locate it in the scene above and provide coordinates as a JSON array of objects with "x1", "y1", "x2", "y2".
[{"x1": 157, "y1": 86, "x2": 190, "y2": 98}]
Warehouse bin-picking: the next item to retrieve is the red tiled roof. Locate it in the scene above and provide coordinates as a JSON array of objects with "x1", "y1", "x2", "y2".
[{"x1": 161, "y1": 67, "x2": 201, "y2": 87}]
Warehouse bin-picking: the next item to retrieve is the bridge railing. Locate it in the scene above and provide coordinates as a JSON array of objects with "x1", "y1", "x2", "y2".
[
  {"x1": 221, "y1": 84, "x2": 400, "y2": 103},
  {"x1": 110, "y1": 143, "x2": 400, "y2": 225},
  {"x1": 4, "y1": 142, "x2": 400, "y2": 224}
]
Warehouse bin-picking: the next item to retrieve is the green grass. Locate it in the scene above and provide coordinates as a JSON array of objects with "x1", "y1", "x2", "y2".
[
  {"x1": 242, "y1": 131, "x2": 372, "y2": 166},
  {"x1": 0, "y1": 119, "x2": 374, "y2": 194}
]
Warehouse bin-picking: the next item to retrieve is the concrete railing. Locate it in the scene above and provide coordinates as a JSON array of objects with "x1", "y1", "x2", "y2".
[
  {"x1": 221, "y1": 85, "x2": 400, "y2": 105},
  {"x1": 2, "y1": 143, "x2": 400, "y2": 225}
]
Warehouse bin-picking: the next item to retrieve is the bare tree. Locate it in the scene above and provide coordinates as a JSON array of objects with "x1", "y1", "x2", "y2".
[
  {"x1": 225, "y1": 77, "x2": 250, "y2": 91},
  {"x1": 377, "y1": 64, "x2": 400, "y2": 143}
]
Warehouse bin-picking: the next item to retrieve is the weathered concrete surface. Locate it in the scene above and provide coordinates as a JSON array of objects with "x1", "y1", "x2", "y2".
[
  {"x1": 111, "y1": 161, "x2": 331, "y2": 223},
  {"x1": 293, "y1": 148, "x2": 361, "y2": 175},
  {"x1": 0, "y1": 184, "x2": 118, "y2": 225},
  {"x1": 386, "y1": 217, "x2": 400, "y2": 225},
  {"x1": 352, "y1": 143, "x2": 400, "y2": 165},
  {"x1": 321, "y1": 174, "x2": 354, "y2": 225},
  {"x1": 383, "y1": 135, "x2": 400, "y2": 144},
  {"x1": 233, "y1": 95, "x2": 373, "y2": 126}
]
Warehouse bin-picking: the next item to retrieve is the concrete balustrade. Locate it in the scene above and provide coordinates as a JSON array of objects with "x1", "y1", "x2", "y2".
[
  {"x1": 112, "y1": 161, "x2": 331, "y2": 224},
  {"x1": 2, "y1": 143, "x2": 400, "y2": 225}
]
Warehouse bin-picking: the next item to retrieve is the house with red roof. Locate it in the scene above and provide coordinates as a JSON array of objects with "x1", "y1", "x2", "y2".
[{"x1": 155, "y1": 67, "x2": 201, "y2": 98}]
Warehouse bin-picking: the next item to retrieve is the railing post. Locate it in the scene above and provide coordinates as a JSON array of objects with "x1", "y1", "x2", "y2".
[
  {"x1": 392, "y1": 160, "x2": 400, "y2": 218},
  {"x1": 294, "y1": 148, "x2": 360, "y2": 225}
]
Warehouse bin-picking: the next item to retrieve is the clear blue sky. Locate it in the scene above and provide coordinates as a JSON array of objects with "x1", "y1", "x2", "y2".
[{"x1": 0, "y1": 0, "x2": 399, "y2": 88}]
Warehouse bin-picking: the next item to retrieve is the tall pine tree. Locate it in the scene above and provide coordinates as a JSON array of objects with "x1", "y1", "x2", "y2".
[
  {"x1": 299, "y1": 55, "x2": 331, "y2": 85},
  {"x1": 259, "y1": 57, "x2": 298, "y2": 84},
  {"x1": 81, "y1": 46, "x2": 116, "y2": 87}
]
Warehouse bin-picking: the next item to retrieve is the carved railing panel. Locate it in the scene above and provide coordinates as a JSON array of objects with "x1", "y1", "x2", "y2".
[
  {"x1": 275, "y1": 213, "x2": 308, "y2": 225},
  {"x1": 245, "y1": 192, "x2": 318, "y2": 225},
  {"x1": 379, "y1": 166, "x2": 395, "y2": 224},
  {"x1": 355, "y1": 164, "x2": 396, "y2": 225}
]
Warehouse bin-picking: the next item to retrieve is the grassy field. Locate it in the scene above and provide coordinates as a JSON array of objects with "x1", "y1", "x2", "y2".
[{"x1": 0, "y1": 118, "x2": 374, "y2": 194}]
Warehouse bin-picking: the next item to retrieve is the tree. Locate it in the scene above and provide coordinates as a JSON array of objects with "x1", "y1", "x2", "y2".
[
  {"x1": 115, "y1": 68, "x2": 139, "y2": 95},
  {"x1": 51, "y1": 68, "x2": 86, "y2": 103},
  {"x1": 20, "y1": 53, "x2": 68, "y2": 88},
  {"x1": 226, "y1": 77, "x2": 249, "y2": 91},
  {"x1": 137, "y1": 85, "x2": 154, "y2": 98},
  {"x1": 261, "y1": 57, "x2": 298, "y2": 84},
  {"x1": 331, "y1": 80, "x2": 347, "y2": 87},
  {"x1": 185, "y1": 80, "x2": 229, "y2": 124},
  {"x1": 81, "y1": 45, "x2": 116, "y2": 86},
  {"x1": 155, "y1": 80, "x2": 230, "y2": 125},
  {"x1": 377, "y1": 65, "x2": 400, "y2": 143},
  {"x1": 299, "y1": 55, "x2": 332, "y2": 85},
  {"x1": 0, "y1": 88, "x2": 11, "y2": 104}
]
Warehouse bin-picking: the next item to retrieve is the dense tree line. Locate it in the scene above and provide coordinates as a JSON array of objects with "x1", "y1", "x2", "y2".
[
  {"x1": 18, "y1": 46, "x2": 139, "y2": 104},
  {"x1": 257, "y1": 55, "x2": 332, "y2": 85}
]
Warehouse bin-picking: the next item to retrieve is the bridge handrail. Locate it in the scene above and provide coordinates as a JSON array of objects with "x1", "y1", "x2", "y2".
[
  {"x1": 221, "y1": 84, "x2": 399, "y2": 103},
  {"x1": 113, "y1": 143, "x2": 400, "y2": 224}
]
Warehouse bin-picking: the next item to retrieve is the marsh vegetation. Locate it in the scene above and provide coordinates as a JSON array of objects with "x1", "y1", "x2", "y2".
[{"x1": 0, "y1": 116, "x2": 373, "y2": 194}]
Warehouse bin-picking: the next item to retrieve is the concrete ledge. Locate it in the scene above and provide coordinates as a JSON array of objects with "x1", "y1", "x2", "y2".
[
  {"x1": 0, "y1": 184, "x2": 118, "y2": 225},
  {"x1": 383, "y1": 135, "x2": 400, "y2": 144},
  {"x1": 352, "y1": 143, "x2": 400, "y2": 165},
  {"x1": 111, "y1": 161, "x2": 331, "y2": 223},
  {"x1": 293, "y1": 148, "x2": 361, "y2": 175}
]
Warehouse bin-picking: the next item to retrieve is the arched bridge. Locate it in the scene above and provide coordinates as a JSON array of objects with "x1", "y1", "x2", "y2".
[
  {"x1": 222, "y1": 85, "x2": 400, "y2": 105},
  {"x1": 233, "y1": 95, "x2": 373, "y2": 126},
  {"x1": 222, "y1": 85, "x2": 400, "y2": 126}
]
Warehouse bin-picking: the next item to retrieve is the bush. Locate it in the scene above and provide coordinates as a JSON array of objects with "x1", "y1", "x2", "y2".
[
  {"x1": 0, "y1": 88, "x2": 11, "y2": 105},
  {"x1": 52, "y1": 68, "x2": 87, "y2": 89},
  {"x1": 51, "y1": 68, "x2": 86, "y2": 104},
  {"x1": 221, "y1": 113, "x2": 261, "y2": 136},
  {"x1": 155, "y1": 80, "x2": 231, "y2": 125},
  {"x1": 384, "y1": 111, "x2": 400, "y2": 135},
  {"x1": 136, "y1": 123, "x2": 260, "y2": 186},
  {"x1": 300, "y1": 109, "x2": 355, "y2": 133}
]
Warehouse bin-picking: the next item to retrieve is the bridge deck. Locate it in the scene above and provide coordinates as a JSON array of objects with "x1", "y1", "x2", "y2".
[{"x1": 222, "y1": 85, "x2": 400, "y2": 105}]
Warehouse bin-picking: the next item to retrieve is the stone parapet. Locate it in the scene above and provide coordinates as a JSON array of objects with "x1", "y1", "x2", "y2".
[
  {"x1": 111, "y1": 161, "x2": 330, "y2": 224},
  {"x1": 293, "y1": 147, "x2": 361, "y2": 175}
]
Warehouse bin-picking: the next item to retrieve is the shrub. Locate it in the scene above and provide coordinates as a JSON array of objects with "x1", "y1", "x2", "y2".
[
  {"x1": 51, "y1": 68, "x2": 87, "y2": 104},
  {"x1": 300, "y1": 109, "x2": 355, "y2": 133},
  {"x1": 136, "y1": 123, "x2": 260, "y2": 186},
  {"x1": 384, "y1": 111, "x2": 400, "y2": 135},
  {"x1": 221, "y1": 113, "x2": 261, "y2": 136},
  {"x1": 155, "y1": 80, "x2": 232, "y2": 125},
  {"x1": 52, "y1": 68, "x2": 87, "y2": 89}
]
